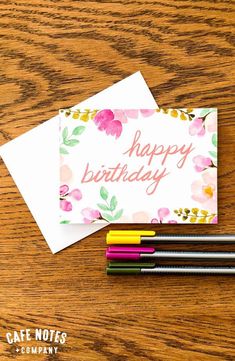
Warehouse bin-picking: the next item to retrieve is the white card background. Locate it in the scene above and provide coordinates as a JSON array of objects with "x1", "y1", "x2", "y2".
[{"x1": 0, "y1": 72, "x2": 157, "y2": 253}]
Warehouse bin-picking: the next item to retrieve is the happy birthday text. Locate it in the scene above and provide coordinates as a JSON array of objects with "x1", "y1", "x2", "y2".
[{"x1": 81, "y1": 130, "x2": 194, "y2": 195}]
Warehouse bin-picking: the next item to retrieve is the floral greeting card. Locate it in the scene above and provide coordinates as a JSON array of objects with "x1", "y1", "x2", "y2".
[{"x1": 59, "y1": 108, "x2": 217, "y2": 224}]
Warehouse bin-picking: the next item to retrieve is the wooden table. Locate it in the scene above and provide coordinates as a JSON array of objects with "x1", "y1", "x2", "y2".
[{"x1": 0, "y1": 1, "x2": 235, "y2": 360}]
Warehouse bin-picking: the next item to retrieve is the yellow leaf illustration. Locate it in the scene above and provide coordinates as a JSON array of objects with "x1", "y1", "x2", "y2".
[
  {"x1": 80, "y1": 113, "x2": 89, "y2": 122},
  {"x1": 170, "y1": 109, "x2": 178, "y2": 118},
  {"x1": 72, "y1": 112, "x2": 79, "y2": 119},
  {"x1": 180, "y1": 112, "x2": 187, "y2": 121},
  {"x1": 200, "y1": 210, "x2": 208, "y2": 216}
]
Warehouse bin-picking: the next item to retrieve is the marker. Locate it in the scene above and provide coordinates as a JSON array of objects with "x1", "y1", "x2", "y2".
[
  {"x1": 107, "y1": 262, "x2": 235, "y2": 275},
  {"x1": 106, "y1": 231, "x2": 235, "y2": 245},
  {"x1": 106, "y1": 246, "x2": 235, "y2": 261}
]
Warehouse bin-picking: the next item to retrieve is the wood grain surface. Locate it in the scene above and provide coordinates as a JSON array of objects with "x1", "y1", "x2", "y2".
[{"x1": 0, "y1": 0, "x2": 235, "y2": 360}]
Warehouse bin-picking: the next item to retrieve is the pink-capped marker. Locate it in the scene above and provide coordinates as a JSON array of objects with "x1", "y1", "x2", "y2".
[
  {"x1": 106, "y1": 246, "x2": 155, "y2": 261},
  {"x1": 106, "y1": 246, "x2": 235, "y2": 261}
]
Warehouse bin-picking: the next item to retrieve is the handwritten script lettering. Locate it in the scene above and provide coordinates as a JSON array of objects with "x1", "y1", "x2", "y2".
[
  {"x1": 123, "y1": 130, "x2": 194, "y2": 168},
  {"x1": 81, "y1": 130, "x2": 194, "y2": 195}
]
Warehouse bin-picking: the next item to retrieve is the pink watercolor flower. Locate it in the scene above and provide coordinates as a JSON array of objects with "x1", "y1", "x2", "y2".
[
  {"x1": 193, "y1": 155, "x2": 212, "y2": 172},
  {"x1": 60, "y1": 184, "x2": 69, "y2": 196},
  {"x1": 69, "y1": 189, "x2": 82, "y2": 201},
  {"x1": 113, "y1": 110, "x2": 129, "y2": 123},
  {"x1": 158, "y1": 207, "x2": 170, "y2": 221},
  {"x1": 60, "y1": 164, "x2": 73, "y2": 183},
  {"x1": 191, "y1": 168, "x2": 217, "y2": 213},
  {"x1": 151, "y1": 207, "x2": 177, "y2": 224},
  {"x1": 81, "y1": 207, "x2": 101, "y2": 223},
  {"x1": 60, "y1": 185, "x2": 82, "y2": 212},
  {"x1": 105, "y1": 119, "x2": 122, "y2": 138},
  {"x1": 140, "y1": 109, "x2": 155, "y2": 117},
  {"x1": 94, "y1": 109, "x2": 122, "y2": 138},
  {"x1": 205, "y1": 111, "x2": 217, "y2": 133},
  {"x1": 93, "y1": 109, "x2": 155, "y2": 138},
  {"x1": 112, "y1": 109, "x2": 155, "y2": 123},
  {"x1": 189, "y1": 117, "x2": 205, "y2": 137},
  {"x1": 151, "y1": 218, "x2": 159, "y2": 223},
  {"x1": 125, "y1": 109, "x2": 139, "y2": 118},
  {"x1": 60, "y1": 199, "x2": 72, "y2": 212},
  {"x1": 94, "y1": 109, "x2": 114, "y2": 131}
]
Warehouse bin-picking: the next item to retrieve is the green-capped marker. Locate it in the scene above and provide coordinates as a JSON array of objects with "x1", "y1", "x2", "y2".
[{"x1": 107, "y1": 262, "x2": 156, "y2": 275}]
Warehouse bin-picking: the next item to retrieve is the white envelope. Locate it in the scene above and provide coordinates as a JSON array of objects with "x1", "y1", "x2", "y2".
[{"x1": 0, "y1": 72, "x2": 157, "y2": 253}]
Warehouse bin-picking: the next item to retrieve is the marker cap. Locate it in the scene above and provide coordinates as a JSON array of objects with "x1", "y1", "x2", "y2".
[
  {"x1": 106, "y1": 246, "x2": 155, "y2": 260},
  {"x1": 106, "y1": 231, "x2": 156, "y2": 245},
  {"x1": 107, "y1": 261, "x2": 156, "y2": 275}
]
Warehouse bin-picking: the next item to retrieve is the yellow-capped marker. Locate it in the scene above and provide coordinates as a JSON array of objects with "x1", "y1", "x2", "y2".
[{"x1": 106, "y1": 232, "x2": 235, "y2": 245}]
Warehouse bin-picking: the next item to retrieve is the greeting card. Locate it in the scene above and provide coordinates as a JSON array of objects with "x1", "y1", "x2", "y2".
[{"x1": 59, "y1": 108, "x2": 217, "y2": 224}]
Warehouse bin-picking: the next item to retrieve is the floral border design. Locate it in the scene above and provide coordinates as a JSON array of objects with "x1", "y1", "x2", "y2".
[{"x1": 59, "y1": 108, "x2": 218, "y2": 224}]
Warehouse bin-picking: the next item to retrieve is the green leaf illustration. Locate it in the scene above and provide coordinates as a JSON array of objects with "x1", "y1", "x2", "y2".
[
  {"x1": 64, "y1": 139, "x2": 80, "y2": 147},
  {"x1": 60, "y1": 147, "x2": 69, "y2": 155},
  {"x1": 100, "y1": 186, "x2": 108, "y2": 200},
  {"x1": 110, "y1": 196, "x2": 117, "y2": 211},
  {"x1": 98, "y1": 187, "x2": 123, "y2": 222},
  {"x1": 212, "y1": 133, "x2": 217, "y2": 147},
  {"x1": 113, "y1": 209, "x2": 123, "y2": 220},
  {"x1": 199, "y1": 108, "x2": 212, "y2": 117},
  {"x1": 209, "y1": 150, "x2": 217, "y2": 159},
  {"x1": 72, "y1": 126, "x2": 85, "y2": 136},
  {"x1": 102, "y1": 213, "x2": 114, "y2": 222},
  {"x1": 60, "y1": 220, "x2": 70, "y2": 224},
  {"x1": 200, "y1": 108, "x2": 216, "y2": 117},
  {"x1": 97, "y1": 203, "x2": 110, "y2": 211},
  {"x1": 62, "y1": 127, "x2": 68, "y2": 141}
]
